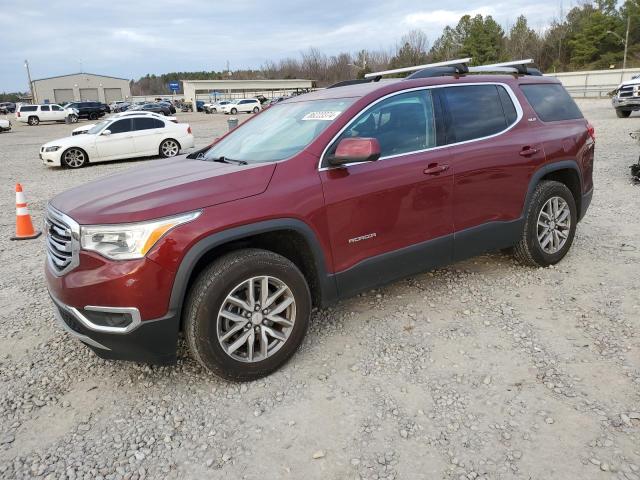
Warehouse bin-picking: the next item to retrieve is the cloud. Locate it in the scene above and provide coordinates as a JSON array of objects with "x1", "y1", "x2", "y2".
[{"x1": 405, "y1": 7, "x2": 496, "y2": 27}]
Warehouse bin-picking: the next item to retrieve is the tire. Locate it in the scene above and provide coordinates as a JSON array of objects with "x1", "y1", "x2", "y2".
[
  {"x1": 68, "y1": 114, "x2": 78, "y2": 123},
  {"x1": 616, "y1": 109, "x2": 632, "y2": 118},
  {"x1": 184, "y1": 249, "x2": 311, "y2": 381},
  {"x1": 161, "y1": 111, "x2": 167, "y2": 116},
  {"x1": 230, "y1": 108, "x2": 237, "y2": 115},
  {"x1": 89, "y1": 112, "x2": 98, "y2": 120},
  {"x1": 212, "y1": 108, "x2": 217, "y2": 113},
  {"x1": 159, "y1": 138, "x2": 180, "y2": 158},
  {"x1": 252, "y1": 107, "x2": 259, "y2": 113},
  {"x1": 514, "y1": 180, "x2": 577, "y2": 267},
  {"x1": 28, "y1": 116, "x2": 39, "y2": 126},
  {"x1": 61, "y1": 147, "x2": 88, "y2": 168}
]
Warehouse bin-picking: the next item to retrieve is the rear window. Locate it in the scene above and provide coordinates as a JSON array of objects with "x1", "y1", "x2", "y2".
[
  {"x1": 442, "y1": 85, "x2": 518, "y2": 143},
  {"x1": 20, "y1": 106, "x2": 37, "y2": 112},
  {"x1": 520, "y1": 84, "x2": 583, "y2": 122}
]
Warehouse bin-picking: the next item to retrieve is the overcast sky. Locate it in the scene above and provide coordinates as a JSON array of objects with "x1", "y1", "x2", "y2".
[{"x1": 1, "y1": 0, "x2": 571, "y2": 92}]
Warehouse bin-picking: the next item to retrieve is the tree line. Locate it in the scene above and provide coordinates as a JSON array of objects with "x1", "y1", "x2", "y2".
[{"x1": 2, "y1": 0, "x2": 638, "y2": 101}]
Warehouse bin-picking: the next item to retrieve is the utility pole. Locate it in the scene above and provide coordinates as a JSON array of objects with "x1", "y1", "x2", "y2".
[
  {"x1": 24, "y1": 60, "x2": 35, "y2": 104},
  {"x1": 623, "y1": 15, "x2": 631, "y2": 70}
]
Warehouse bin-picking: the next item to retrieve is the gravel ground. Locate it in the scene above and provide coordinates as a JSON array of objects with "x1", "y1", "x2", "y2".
[{"x1": 0, "y1": 100, "x2": 639, "y2": 480}]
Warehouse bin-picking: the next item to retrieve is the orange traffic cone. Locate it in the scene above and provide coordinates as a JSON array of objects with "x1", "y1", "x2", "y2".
[{"x1": 11, "y1": 183, "x2": 41, "y2": 240}]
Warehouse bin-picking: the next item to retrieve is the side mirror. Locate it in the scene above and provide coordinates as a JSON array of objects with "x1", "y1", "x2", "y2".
[
  {"x1": 329, "y1": 137, "x2": 381, "y2": 167},
  {"x1": 101, "y1": 130, "x2": 111, "y2": 136}
]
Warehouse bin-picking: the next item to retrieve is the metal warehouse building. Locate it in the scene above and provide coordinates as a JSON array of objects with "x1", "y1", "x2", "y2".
[{"x1": 31, "y1": 73, "x2": 131, "y2": 105}]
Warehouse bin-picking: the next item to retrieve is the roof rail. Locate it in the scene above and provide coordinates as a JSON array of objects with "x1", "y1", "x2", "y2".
[
  {"x1": 326, "y1": 77, "x2": 382, "y2": 89},
  {"x1": 364, "y1": 58, "x2": 472, "y2": 79}
]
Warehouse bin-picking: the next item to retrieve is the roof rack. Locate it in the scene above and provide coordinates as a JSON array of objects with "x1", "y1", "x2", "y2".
[
  {"x1": 364, "y1": 58, "x2": 472, "y2": 79},
  {"x1": 468, "y1": 59, "x2": 542, "y2": 76},
  {"x1": 326, "y1": 78, "x2": 381, "y2": 89}
]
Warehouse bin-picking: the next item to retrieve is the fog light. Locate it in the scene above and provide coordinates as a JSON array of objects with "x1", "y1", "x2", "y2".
[{"x1": 81, "y1": 309, "x2": 133, "y2": 328}]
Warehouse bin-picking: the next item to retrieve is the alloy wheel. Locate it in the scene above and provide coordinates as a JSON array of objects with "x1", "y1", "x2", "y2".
[
  {"x1": 216, "y1": 276, "x2": 296, "y2": 363},
  {"x1": 64, "y1": 148, "x2": 86, "y2": 168},
  {"x1": 537, "y1": 196, "x2": 571, "y2": 254},
  {"x1": 161, "y1": 140, "x2": 179, "y2": 157}
]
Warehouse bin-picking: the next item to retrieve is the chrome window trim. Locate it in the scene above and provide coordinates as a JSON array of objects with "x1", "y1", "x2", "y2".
[
  {"x1": 45, "y1": 204, "x2": 81, "y2": 277},
  {"x1": 318, "y1": 82, "x2": 524, "y2": 171}
]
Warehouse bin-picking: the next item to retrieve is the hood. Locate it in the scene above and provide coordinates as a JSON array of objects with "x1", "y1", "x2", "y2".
[
  {"x1": 618, "y1": 76, "x2": 640, "y2": 88},
  {"x1": 43, "y1": 135, "x2": 93, "y2": 149},
  {"x1": 51, "y1": 156, "x2": 276, "y2": 224}
]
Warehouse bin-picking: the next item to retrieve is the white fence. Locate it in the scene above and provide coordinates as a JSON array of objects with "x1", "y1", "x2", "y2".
[{"x1": 546, "y1": 68, "x2": 640, "y2": 98}]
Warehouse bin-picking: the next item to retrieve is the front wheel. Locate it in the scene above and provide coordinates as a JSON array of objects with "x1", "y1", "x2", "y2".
[
  {"x1": 159, "y1": 138, "x2": 180, "y2": 158},
  {"x1": 88, "y1": 112, "x2": 98, "y2": 120},
  {"x1": 252, "y1": 107, "x2": 260, "y2": 113},
  {"x1": 68, "y1": 114, "x2": 78, "y2": 123},
  {"x1": 514, "y1": 180, "x2": 577, "y2": 267},
  {"x1": 62, "y1": 147, "x2": 87, "y2": 168},
  {"x1": 184, "y1": 249, "x2": 311, "y2": 381},
  {"x1": 230, "y1": 107, "x2": 237, "y2": 115},
  {"x1": 616, "y1": 109, "x2": 632, "y2": 118}
]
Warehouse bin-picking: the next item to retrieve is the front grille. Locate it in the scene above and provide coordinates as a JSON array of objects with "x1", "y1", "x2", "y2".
[
  {"x1": 45, "y1": 205, "x2": 79, "y2": 275},
  {"x1": 619, "y1": 86, "x2": 635, "y2": 98}
]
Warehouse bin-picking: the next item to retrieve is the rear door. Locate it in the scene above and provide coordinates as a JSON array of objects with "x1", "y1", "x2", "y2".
[
  {"x1": 132, "y1": 117, "x2": 165, "y2": 155},
  {"x1": 95, "y1": 118, "x2": 135, "y2": 160},
  {"x1": 39, "y1": 105, "x2": 53, "y2": 121},
  {"x1": 319, "y1": 88, "x2": 454, "y2": 297},
  {"x1": 439, "y1": 83, "x2": 546, "y2": 259}
]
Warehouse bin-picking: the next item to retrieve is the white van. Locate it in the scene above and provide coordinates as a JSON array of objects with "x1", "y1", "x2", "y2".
[{"x1": 16, "y1": 104, "x2": 79, "y2": 126}]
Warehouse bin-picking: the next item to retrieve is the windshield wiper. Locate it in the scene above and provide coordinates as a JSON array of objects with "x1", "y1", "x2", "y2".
[{"x1": 211, "y1": 156, "x2": 248, "y2": 166}]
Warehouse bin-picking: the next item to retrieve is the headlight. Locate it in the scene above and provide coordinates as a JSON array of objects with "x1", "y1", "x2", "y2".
[
  {"x1": 80, "y1": 211, "x2": 200, "y2": 260},
  {"x1": 45, "y1": 146, "x2": 60, "y2": 152}
]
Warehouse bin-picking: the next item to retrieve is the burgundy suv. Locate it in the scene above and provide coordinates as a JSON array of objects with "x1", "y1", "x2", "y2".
[{"x1": 45, "y1": 60, "x2": 594, "y2": 381}]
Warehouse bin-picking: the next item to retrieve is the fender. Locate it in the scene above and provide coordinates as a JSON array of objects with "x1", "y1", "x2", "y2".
[
  {"x1": 522, "y1": 159, "x2": 584, "y2": 217},
  {"x1": 167, "y1": 218, "x2": 338, "y2": 319}
]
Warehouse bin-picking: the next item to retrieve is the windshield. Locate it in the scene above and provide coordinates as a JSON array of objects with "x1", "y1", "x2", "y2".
[
  {"x1": 87, "y1": 120, "x2": 109, "y2": 134},
  {"x1": 203, "y1": 98, "x2": 354, "y2": 163}
]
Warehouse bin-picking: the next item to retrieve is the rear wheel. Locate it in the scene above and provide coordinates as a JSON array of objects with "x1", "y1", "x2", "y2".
[
  {"x1": 184, "y1": 249, "x2": 311, "y2": 381},
  {"x1": 159, "y1": 138, "x2": 180, "y2": 158},
  {"x1": 514, "y1": 180, "x2": 577, "y2": 267},
  {"x1": 28, "y1": 116, "x2": 39, "y2": 126},
  {"x1": 62, "y1": 147, "x2": 87, "y2": 168},
  {"x1": 616, "y1": 109, "x2": 632, "y2": 118}
]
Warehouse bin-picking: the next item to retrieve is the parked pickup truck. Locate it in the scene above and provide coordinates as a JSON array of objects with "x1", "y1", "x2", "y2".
[
  {"x1": 611, "y1": 75, "x2": 640, "y2": 117},
  {"x1": 45, "y1": 60, "x2": 594, "y2": 381}
]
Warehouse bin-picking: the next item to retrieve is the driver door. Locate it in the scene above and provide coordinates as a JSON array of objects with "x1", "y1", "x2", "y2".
[
  {"x1": 319, "y1": 89, "x2": 454, "y2": 297},
  {"x1": 95, "y1": 118, "x2": 136, "y2": 161}
]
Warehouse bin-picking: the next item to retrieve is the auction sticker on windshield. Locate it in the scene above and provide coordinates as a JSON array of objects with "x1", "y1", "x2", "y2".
[{"x1": 302, "y1": 111, "x2": 342, "y2": 121}]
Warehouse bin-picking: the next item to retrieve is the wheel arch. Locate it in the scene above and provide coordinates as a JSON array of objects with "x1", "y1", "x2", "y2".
[
  {"x1": 159, "y1": 137, "x2": 181, "y2": 155},
  {"x1": 61, "y1": 146, "x2": 89, "y2": 166},
  {"x1": 169, "y1": 219, "x2": 337, "y2": 329},
  {"x1": 524, "y1": 160, "x2": 584, "y2": 221}
]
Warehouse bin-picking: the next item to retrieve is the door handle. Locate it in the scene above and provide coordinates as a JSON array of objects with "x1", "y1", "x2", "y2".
[
  {"x1": 423, "y1": 164, "x2": 449, "y2": 175},
  {"x1": 519, "y1": 146, "x2": 539, "y2": 157}
]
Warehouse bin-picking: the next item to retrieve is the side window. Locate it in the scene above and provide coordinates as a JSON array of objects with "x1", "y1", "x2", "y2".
[
  {"x1": 51, "y1": 105, "x2": 62, "y2": 111},
  {"x1": 442, "y1": 85, "x2": 515, "y2": 143},
  {"x1": 108, "y1": 119, "x2": 132, "y2": 134},
  {"x1": 520, "y1": 84, "x2": 583, "y2": 122},
  {"x1": 41, "y1": 105, "x2": 50, "y2": 111},
  {"x1": 134, "y1": 118, "x2": 164, "y2": 130},
  {"x1": 328, "y1": 90, "x2": 437, "y2": 160}
]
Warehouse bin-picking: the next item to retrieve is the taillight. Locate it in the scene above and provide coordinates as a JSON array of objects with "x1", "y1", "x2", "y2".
[
  {"x1": 187, "y1": 125, "x2": 192, "y2": 134},
  {"x1": 587, "y1": 122, "x2": 595, "y2": 141},
  {"x1": 16, "y1": 112, "x2": 20, "y2": 117}
]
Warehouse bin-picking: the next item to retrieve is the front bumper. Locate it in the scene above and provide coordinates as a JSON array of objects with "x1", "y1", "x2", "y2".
[
  {"x1": 612, "y1": 96, "x2": 640, "y2": 109},
  {"x1": 50, "y1": 294, "x2": 178, "y2": 363},
  {"x1": 40, "y1": 148, "x2": 63, "y2": 167}
]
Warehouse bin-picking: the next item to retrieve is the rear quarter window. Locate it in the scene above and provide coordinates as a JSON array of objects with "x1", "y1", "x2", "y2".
[
  {"x1": 20, "y1": 106, "x2": 37, "y2": 112},
  {"x1": 520, "y1": 84, "x2": 583, "y2": 122}
]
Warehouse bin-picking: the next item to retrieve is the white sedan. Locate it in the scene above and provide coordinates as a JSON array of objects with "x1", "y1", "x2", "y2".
[
  {"x1": 71, "y1": 111, "x2": 177, "y2": 135},
  {"x1": 40, "y1": 114, "x2": 195, "y2": 168},
  {"x1": 0, "y1": 118, "x2": 11, "y2": 132}
]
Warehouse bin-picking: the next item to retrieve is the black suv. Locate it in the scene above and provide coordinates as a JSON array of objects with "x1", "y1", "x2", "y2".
[
  {"x1": 65, "y1": 102, "x2": 110, "y2": 120},
  {"x1": 0, "y1": 102, "x2": 16, "y2": 114}
]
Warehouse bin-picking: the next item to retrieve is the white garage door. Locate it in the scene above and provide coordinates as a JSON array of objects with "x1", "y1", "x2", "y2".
[
  {"x1": 79, "y1": 88, "x2": 99, "y2": 101},
  {"x1": 54, "y1": 89, "x2": 74, "y2": 103},
  {"x1": 104, "y1": 88, "x2": 123, "y2": 103}
]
